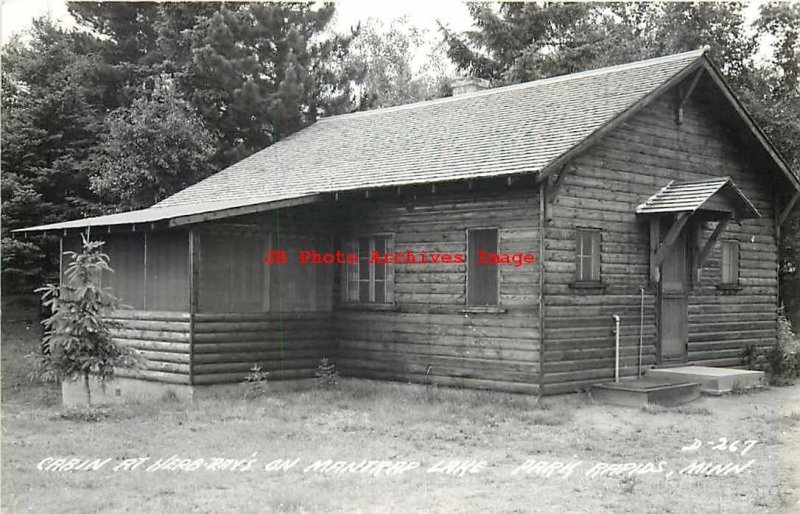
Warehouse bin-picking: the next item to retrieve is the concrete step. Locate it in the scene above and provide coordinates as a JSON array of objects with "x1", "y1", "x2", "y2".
[
  {"x1": 591, "y1": 378, "x2": 700, "y2": 408},
  {"x1": 646, "y1": 366, "x2": 765, "y2": 395}
]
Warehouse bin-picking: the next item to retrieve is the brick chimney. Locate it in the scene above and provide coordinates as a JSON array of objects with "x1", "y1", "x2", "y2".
[{"x1": 451, "y1": 77, "x2": 490, "y2": 96}]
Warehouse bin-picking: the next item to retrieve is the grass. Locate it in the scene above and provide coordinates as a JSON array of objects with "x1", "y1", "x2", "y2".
[
  {"x1": 640, "y1": 403, "x2": 713, "y2": 416},
  {"x1": 3, "y1": 301, "x2": 800, "y2": 513}
]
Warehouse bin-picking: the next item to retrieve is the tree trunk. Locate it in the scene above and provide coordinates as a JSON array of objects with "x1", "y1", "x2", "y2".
[{"x1": 83, "y1": 371, "x2": 91, "y2": 407}]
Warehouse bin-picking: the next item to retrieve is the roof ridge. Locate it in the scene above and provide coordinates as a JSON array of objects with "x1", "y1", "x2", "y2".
[
  {"x1": 321, "y1": 49, "x2": 707, "y2": 122},
  {"x1": 671, "y1": 178, "x2": 730, "y2": 185}
]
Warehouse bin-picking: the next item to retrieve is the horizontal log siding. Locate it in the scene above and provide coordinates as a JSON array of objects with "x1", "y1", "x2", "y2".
[
  {"x1": 109, "y1": 310, "x2": 192, "y2": 384},
  {"x1": 335, "y1": 189, "x2": 541, "y2": 394},
  {"x1": 191, "y1": 312, "x2": 334, "y2": 384},
  {"x1": 543, "y1": 89, "x2": 778, "y2": 394}
]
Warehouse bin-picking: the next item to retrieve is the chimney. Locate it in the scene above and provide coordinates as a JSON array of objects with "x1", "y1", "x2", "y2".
[{"x1": 451, "y1": 76, "x2": 490, "y2": 96}]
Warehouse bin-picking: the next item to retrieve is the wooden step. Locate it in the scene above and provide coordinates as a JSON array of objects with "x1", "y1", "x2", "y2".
[
  {"x1": 592, "y1": 378, "x2": 700, "y2": 407},
  {"x1": 646, "y1": 366, "x2": 765, "y2": 395}
]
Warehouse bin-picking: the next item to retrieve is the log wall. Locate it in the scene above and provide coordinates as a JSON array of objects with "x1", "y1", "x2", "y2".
[
  {"x1": 110, "y1": 310, "x2": 192, "y2": 384},
  {"x1": 334, "y1": 185, "x2": 541, "y2": 394},
  {"x1": 191, "y1": 312, "x2": 335, "y2": 384},
  {"x1": 542, "y1": 84, "x2": 780, "y2": 394}
]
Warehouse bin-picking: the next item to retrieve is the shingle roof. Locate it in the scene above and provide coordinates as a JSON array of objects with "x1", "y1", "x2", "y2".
[
  {"x1": 18, "y1": 49, "x2": 710, "y2": 232},
  {"x1": 15, "y1": 195, "x2": 321, "y2": 232},
  {"x1": 158, "y1": 49, "x2": 705, "y2": 208},
  {"x1": 636, "y1": 178, "x2": 760, "y2": 219}
]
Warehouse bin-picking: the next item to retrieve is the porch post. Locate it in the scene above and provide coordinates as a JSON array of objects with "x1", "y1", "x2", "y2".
[{"x1": 188, "y1": 228, "x2": 198, "y2": 386}]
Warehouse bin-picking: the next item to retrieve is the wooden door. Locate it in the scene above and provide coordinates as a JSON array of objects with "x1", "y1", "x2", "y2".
[{"x1": 658, "y1": 223, "x2": 689, "y2": 362}]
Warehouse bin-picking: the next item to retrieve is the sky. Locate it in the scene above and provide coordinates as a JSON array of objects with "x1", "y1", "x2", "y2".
[
  {"x1": 0, "y1": 0, "x2": 474, "y2": 44},
  {"x1": 0, "y1": 0, "x2": 773, "y2": 64}
]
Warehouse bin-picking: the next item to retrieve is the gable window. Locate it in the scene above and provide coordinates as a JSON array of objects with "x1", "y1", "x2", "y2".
[
  {"x1": 575, "y1": 228, "x2": 601, "y2": 283},
  {"x1": 342, "y1": 234, "x2": 394, "y2": 304},
  {"x1": 467, "y1": 228, "x2": 499, "y2": 306},
  {"x1": 720, "y1": 240, "x2": 739, "y2": 285}
]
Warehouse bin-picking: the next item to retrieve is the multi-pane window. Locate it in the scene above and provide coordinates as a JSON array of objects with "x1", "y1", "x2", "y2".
[
  {"x1": 467, "y1": 228, "x2": 499, "y2": 306},
  {"x1": 342, "y1": 234, "x2": 393, "y2": 304},
  {"x1": 575, "y1": 228, "x2": 601, "y2": 282},
  {"x1": 720, "y1": 240, "x2": 739, "y2": 285}
]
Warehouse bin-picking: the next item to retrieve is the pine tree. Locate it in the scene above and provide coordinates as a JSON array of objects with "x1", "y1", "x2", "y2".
[
  {"x1": 181, "y1": 3, "x2": 362, "y2": 167},
  {"x1": 1, "y1": 20, "x2": 111, "y2": 292},
  {"x1": 31, "y1": 236, "x2": 141, "y2": 406}
]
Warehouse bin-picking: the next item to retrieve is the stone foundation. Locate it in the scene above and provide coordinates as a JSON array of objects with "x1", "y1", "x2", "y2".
[{"x1": 61, "y1": 376, "x2": 316, "y2": 406}]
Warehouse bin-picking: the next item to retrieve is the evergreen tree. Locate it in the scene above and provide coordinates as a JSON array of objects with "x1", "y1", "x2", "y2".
[
  {"x1": 442, "y1": 2, "x2": 800, "y2": 325},
  {"x1": 1, "y1": 20, "x2": 111, "y2": 291},
  {"x1": 441, "y1": 3, "x2": 754, "y2": 86},
  {"x1": 88, "y1": 81, "x2": 217, "y2": 210},
  {"x1": 31, "y1": 236, "x2": 141, "y2": 406},
  {"x1": 2, "y1": 4, "x2": 362, "y2": 292},
  {"x1": 179, "y1": 3, "x2": 362, "y2": 167}
]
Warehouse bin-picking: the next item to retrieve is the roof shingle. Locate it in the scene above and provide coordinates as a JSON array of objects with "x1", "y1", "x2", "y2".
[
  {"x1": 158, "y1": 49, "x2": 705, "y2": 209},
  {"x1": 636, "y1": 178, "x2": 760, "y2": 219}
]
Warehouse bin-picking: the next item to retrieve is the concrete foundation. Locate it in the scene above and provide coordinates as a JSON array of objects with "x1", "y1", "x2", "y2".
[
  {"x1": 646, "y1": 366, "x2": 765, "y2": 395},
  {"x1": 61, "y1": 376, "x2": 316, "y2": 406},
  {"x1": 591, "y1": 378, "x2": 700, "y2": 407}
]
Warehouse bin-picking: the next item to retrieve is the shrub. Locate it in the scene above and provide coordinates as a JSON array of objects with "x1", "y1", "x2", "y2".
[
  {"x1": 28, "y1": 235, "x2": 141, "y2": 405},
  {"x1": 314, "y1": 357, "x2": 339, "y2": 388},
  {"x1": 242, "y1": 365, "x2": 269, "y2": 399},
  {"x1": 741, "y1": 313, "x2": 800, "y2": 385}
]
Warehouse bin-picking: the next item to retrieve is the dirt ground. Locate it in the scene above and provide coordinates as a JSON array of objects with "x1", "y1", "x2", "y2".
[{"x1": 2, "y1": 307, "x2": 799, "y2": 514}]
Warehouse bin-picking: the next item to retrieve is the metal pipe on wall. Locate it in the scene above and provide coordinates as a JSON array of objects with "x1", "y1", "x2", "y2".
[{"x1": 613, "y1": 314, "x2": 621, "y2": 383}]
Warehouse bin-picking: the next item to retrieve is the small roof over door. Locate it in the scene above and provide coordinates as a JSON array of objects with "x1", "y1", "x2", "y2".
[{"x1": 635, "y1": 178, "x2": 760, "y2": 220}]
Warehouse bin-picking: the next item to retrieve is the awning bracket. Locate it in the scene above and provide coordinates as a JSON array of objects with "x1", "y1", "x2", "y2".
[
  {"x1": 650, "y1": 212, "x2": 691, "y2": 282},
  {"x1": 676, "y1": 68, "x2": 703, "y2": 125}
]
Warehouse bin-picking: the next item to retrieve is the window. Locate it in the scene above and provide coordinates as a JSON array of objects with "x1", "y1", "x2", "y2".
[
  {"x1": 467, "y1": 228, "x2": 499, "y2": 306},
  {"x1": 720, "y1": 240, "x2": 739, "y2": 285},
  {"x1": 342, "y1": 234, "x2": 394, "y2": 304},
  {"x1": 575, "y1": 228, "x2": 601, "y2": 282}
]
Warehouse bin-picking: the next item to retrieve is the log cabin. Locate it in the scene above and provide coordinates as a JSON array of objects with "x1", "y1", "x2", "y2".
[{"x1": 16, "y1": 49, "x2": 800, "y2": 399}]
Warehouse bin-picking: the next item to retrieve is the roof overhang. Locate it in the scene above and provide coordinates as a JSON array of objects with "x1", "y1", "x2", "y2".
[
  {"x1": 539, "y1": 53, "x2": 800, "y2": 193},
  {"x1": 14, "y1": 49, "x2": 796, "y2": 235},
  {"x1": 12, "y1": 194, "x2": 323, "y2": 234},
  {"x1": 699, "y1": 57, "x2": 800, "y2": 192},
  {"x1": 636, "y1": 178, "x2": 760, "y2": 220}
]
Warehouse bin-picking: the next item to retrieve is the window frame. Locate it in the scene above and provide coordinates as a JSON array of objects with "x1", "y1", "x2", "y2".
[
  {"x1": 719, "y1": 239, "x2": 740, "y2": 286},
  {"x1": 574, "y1": 227, "x2": 602, "y2": 285},
  {"x1": 341, "y1": 233, "x2": 395, "y2": 306},
  {"x1": 466, "y1": 226, "x2": 500, "y2": 307}
]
